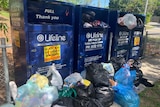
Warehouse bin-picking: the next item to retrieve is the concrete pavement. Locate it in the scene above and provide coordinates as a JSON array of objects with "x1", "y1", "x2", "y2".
[
  {"x1": 136, "y1": 56, "x2": 160, "y2": 93},
  {"x1": 136, "y1": 22, "x2": 160, "y2": 93},
  {"x1": 145, "y1": 22, "x2": 160, "y2": 38}
]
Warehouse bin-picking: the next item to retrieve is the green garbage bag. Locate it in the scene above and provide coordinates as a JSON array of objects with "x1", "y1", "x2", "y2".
[{"x1": 58, "y1": 87, "x2": 77, "y2": 98}]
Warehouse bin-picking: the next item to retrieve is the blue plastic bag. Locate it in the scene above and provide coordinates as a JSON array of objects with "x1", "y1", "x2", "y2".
[
  {"x1": 114, "y1": 64, "x2": 136, "y2": 87},
  {"x1": 114, "y1": 84, "x2": 140, "y2": 107},
  {"x1": 113, "y1": 64, "x2": 140, "y2": 107}
]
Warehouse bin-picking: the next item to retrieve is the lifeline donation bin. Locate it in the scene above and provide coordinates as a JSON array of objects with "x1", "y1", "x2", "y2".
[
  {"x1": 109, "y1": 11, "x2": 131, "y2": 60},
  {"x1": 10, "y1": 0, "x2": 75, "y2": 86},
  {"x1": 108, "y1": 11, "x2": 145, "y2": 60},
  {"x1": 129, "y1": 14, "x2": 145, "y2": 60},
  {"x1": 74, "y1": 5, "x2": 109, "y2": 72}
]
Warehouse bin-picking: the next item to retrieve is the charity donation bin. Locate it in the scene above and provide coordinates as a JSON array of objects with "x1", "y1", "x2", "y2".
[
  {"x1": 10, "y1": 0, "x2": 75, "y2": 86},
  {"x1": 74, "y1": 5, "x2": 109, "y2": 72},
  {"x1": 129, "y1": 14, "x2": 145, "y2": 59},
  {"x1": 108, "y1": 11, "x2": 131, "y2": 60},
  {"x1": 108, "y1": 11, "x2": 145, "y2": 60}
]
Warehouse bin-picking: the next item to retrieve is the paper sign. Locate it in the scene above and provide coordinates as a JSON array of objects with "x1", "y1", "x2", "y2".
[
  {"x1": 44, "y1": 45, "x2": 61, "y2": 62},
  {"x1": 134, "y1": 37, "x2": 140, "y2": 46}
]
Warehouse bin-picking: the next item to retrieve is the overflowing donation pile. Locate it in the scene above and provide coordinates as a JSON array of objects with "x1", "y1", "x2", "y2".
[{"x1": 10, "y1": 57, "x2": 142, "y2": 107}]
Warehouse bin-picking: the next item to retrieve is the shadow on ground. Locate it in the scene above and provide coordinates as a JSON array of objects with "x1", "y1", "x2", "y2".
[
  {"x1": 140, "y1": 55, "x2": 160, "y2": 85},
  {"x1": 142, "y1": 56, "x2": 160, "y2": 67},
  {"x1": 147, "y1": 22, "x2": 160, "y2": 28}
]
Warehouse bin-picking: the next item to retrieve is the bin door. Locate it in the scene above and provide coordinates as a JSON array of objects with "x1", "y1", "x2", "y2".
[
  {"x1": 129, "y1": 29, "x2": 143, "y2": 59},
  {"x1": 111, "y1": 27, "x2": 131, "y2": 60},
  {"x1": 77, "y1": 28, "x2": 108, "y2": 72},
  {"x1": 27, "y1": 25, "x2": 74, "y2": 78}
]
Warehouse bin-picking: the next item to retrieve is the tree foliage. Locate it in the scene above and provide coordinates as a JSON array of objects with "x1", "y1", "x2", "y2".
[
  {"x1": 109, "y1": 0, "x2": 127, "y2": 12},
  {"x1": 109, "y1": 0, "x2": 158, "y2": 15},
  {"x1": 147, "y1": 0, "x2": 158, "y2": 15},
  {"x1": 0, "y1": 0, "x2": 9, "y2": 10},
  {"x1": 0, "y1": 22, "x2": 8, "y2": 34},
  {"x1": 0, "y1": 22, "x2": 8, "y2": 41},
  {"x1": 154, "y1": 0, "x2": 160, "y2": 16},
  {"x1": 0, "y1": 0, "x2": 9, "y2": 41}
]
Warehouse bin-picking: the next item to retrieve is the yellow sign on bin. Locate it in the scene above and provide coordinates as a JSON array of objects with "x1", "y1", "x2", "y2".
[
  {"x1": 134, "y1": 37, "x2": 140, "y2": 46},
  {"x1": 44, "y1": 45, "x2": 61, "y2": 62}
]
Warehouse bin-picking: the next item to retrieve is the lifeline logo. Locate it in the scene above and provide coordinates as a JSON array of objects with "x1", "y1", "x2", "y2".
[{"x1": 37, "y1": 33, "x2": 67, "y2": 42}]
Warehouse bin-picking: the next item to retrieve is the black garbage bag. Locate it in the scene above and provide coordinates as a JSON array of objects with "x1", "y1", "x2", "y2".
[
  {"x1": 73, "y1": 97, "x2": 104, "y2": 107},
  {"x1": 131, "y1": 59, "x2": 143, "y2": 86},
  {"x1": 74, "y1": 83, "x2": 95, "y2": 98},
  {"x1": 140, "y1": 78, "x2": 154, "y2": 87},
  {"x1": 133, "y1": 68, "x2": 143, "y2": 87},
  {"x1": 51, "y1": 97, "x2": 74, "y2": 107},
  {"x1": 85, "y1": 63, "x2": 110, "y2": 87},
  {"x1": 109, "y1": 57, "x2": 125, "y2": 72},
  {"x1": 82, "y1": 11, "x2": 96, "y2": 23},
  {"x1": 95, "y1": 86, "x2": 114, "y2": 107}
]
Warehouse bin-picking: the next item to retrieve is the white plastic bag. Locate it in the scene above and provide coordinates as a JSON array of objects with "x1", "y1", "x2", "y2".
[
  {"x1": 101, "y1": 63, "x2": 115, "y2": 76},
  {"x1": 46, "y1": 63, "x2": 63, "y2": 89},
  {"x1": 118, "y1": 14, "x2": 137, "y2": 30},
  {"x1": 64, "y1": 72, "x2": 82, "y2": 87},
  {"x1": 9, "y1": 81, "x2": 18, "y2": 101}
]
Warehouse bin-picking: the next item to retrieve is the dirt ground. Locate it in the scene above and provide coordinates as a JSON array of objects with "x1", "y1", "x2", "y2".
[{"x1": 141, "y1": 55, "x2": 160, "y2": 83}]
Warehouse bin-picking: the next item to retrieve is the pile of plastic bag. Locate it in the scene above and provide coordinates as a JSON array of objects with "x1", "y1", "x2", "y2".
[
  {"x1": 10, "y1": 63, "x2": 62, "y2": 107},
  {"x1": 51, "y1": 63, "x2": 114, "y2": 107},
  {"x1": 10, "y1": 58, "x2": 141, "y2": 107},
  {"x1": 15, "y1": 74, "x2": 59, "y2": 107},
  {"x1": 10, "y1": 63, "x2": 115, "y2": 107}
]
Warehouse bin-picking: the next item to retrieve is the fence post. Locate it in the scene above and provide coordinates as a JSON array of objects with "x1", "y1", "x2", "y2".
[
  {"x1": 0, "y1": 38, "x2": 11, "y2": 103},
  {"x1": 143, "y1": 31, "x2": 148, "y2": 57}
]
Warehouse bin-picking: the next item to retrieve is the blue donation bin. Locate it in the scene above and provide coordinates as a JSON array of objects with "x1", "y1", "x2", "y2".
[
  {"x1": 129, "y1": 14, "x2": 145, "y2": 59},
  {"x1": 9, "y1": 0, "x2": 75, "y2": 86},
  {"x1": 74, "y1": 5, "x2": 109, "y2": 72},
  {"x1": 108, "y1": 11, "x2": 145, "y2": 60}
]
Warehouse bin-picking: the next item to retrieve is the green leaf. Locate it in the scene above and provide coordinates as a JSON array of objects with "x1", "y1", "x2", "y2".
[{"x1": 0, "y1": 22, "x2": 8, "y2": 42}]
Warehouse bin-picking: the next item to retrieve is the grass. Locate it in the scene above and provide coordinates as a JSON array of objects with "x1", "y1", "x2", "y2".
[
  {"x1": 139, "y1": 79, "x2": 160, "y2": 107},
  {"x1": 0, "y1": 10, "x2": 10, "y2": 18},
  {"x1": 147, "y1": 37, "x2": 160, "y2": 42}
]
